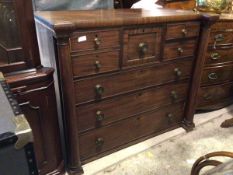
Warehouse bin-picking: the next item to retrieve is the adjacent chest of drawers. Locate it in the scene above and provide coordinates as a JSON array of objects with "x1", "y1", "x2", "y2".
[
  {"x1": 35, "y1": 9, "x2": 215, "y2": 174},
  {"x1": 197, "y1": 18, "x2": 233, "y2": 110}
]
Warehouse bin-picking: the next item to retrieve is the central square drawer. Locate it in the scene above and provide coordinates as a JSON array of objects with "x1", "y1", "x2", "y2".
[{"x1": 123, "y1": 27, "x2": 162, "y2": 67}]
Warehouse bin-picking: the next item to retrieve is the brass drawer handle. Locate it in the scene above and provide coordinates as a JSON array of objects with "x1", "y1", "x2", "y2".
[
  {"x1": 94, "y1": 60, "x2": 101, "y2": 71},
  {"x1": 138, "y1": 42, "x2": 148, "y2": 58},
  {"x1": 215, "y1": 34, "x2": 224, "y2": 42},
  {"x1": 167, "y1": 113, "x2": 174, "y2": 123},
  {"x1": 95, "y1": 137, "x2": 104, "y2": 148},
  {"x1": 208, "y1": 73, "x2": 218, "y2": 80},
  {"x1": 171, "y1": 91, "x2": 178, "y2": 101},
  {"x1": 203, "y1": 94, "x2": 213, "y2": 100},
  {"x1": 210, "y1": 53, "x2": 221, "y2": 60},
  {"x1": 96, "y1": 110, "x2": 105, "y2": 122},
  {"x1": 177, "y1": 47, "x2": 184, "y2": 54},
  {"x1": 174, "y1": 68, "x2": 182, "y2": 78},
  {"x1": 181, "y1": 28, "x2": 188, "y2": 36},
  {"x1": 94, "y1": 37, "x2": 101, "y2": 49},
  {"x1": 95, "y1": 84, "x2": 104, "y2": 96}
]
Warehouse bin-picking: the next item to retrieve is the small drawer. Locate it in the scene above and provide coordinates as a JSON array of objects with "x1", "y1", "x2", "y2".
[
  {"x1": 164, "y1": 40, "x2": 197, "y2": 60},
  {"x1": 197, "y1": 82, "x2": 233, "y2": 108},
  {"x1": 77, "y1": 82, "x2": 189, "y2": 133},
  {"x1": 201, "y1": 64, "x2": 233, "y2": 86},
  {"x1": 70, "y1": 30, "x2": 120, "y2": 52},
  {"x1": 205, "y1": 48, "x2": 233, "y2": 65},
  {"x1": 74, "y1": 59, "x2": 193, "y2": 104},
  {"x1": 72, "y1": 50, "x2": 120, "y2": 78},
  {"x1": 123, "y1": 27, "x2": 162, "y2": 67},
  {"x1": 209, "y1": 31, "x2": 233, "y2": 47},
  {"x1": 166, "y1": 22, "x2": 200, "y2": 40},
  {"x1": 79, "y1": 102, "x2": 185, "y2": 161}
]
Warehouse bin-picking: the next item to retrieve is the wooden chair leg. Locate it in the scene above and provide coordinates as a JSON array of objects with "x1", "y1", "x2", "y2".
[{"x1": 191, "y1": 151, "x2": 233, "y2": 175}]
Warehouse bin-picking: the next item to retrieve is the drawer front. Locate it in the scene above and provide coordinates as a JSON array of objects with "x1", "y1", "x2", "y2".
[
  {"x1": 197, "y1": 82, "x2": 233, "y2": 108},
  {"x1": 123, "y1": 27, "x2": 162, "y2": 67},
  {"x1": 74, "y1": 59, "x2": 193, "y2": 104},
  {"x1": 164, "y1": 40, "x2": 197, "y2": 60},
  {"x1": 166, "y1": 22, "x2": 200, "y2": 40},
  {"x1": 79, "y1": 102, "x2": 185, "y2": 161},
  {"x1": 201, "y1": 64, "x2": 233, "y2": 86},
  {"x1": 72, "y1": 50, "x2": 120, "y2": 77},
  {"x1": 77, "y1": 82, "x2": 189, "y2": 133},
  {"x1": 209, "y1": 31, "x2": 233, "y2": 47},
  {"x1": 70, "y1": 30, "x2": 120, "y2": 52},
  {"x1": 205, "y1": 48, "x2": 233, "y2": 65}
]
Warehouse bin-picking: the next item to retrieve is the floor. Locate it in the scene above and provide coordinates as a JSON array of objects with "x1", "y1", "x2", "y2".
[{"x1": 79, "y1": 105, "x2": 233, "y2": 175}]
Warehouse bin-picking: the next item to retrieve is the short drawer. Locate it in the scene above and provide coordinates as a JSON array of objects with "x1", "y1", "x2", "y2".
[
  {"x1": 70, "y1": 30, "x2": 120, "y2": 52},
  {"x1": 77, "y1": 82, "x2": 189, "y2": 133},
  {"x1": 205, "y1": 48, "x2": 233, "y2": 65},
  {"x1": 201, "y1": 64, "x2": 233, "y2": 86},
  {"x1": 197, "y1": 82, "x2": 233, "y2": 108},
  {"x1": 79, "y1": 102, "x2": 185, "y2": 161},
  {"x1": 209, "y1": 31, "x2": 233, "y2": 47},
  {"x1": 122, "y1": 27, "x2": 162, "y2": 67},
  {"x1": 72, "y1": 50, "x2": 120, "y2": 77},
  {"x1": 166, "y1": 22, "x2": 200, "y2": 40},
  {"x1": 74, "y1": 59, "x2": 193, "y2": 104},
  {"x1": 163, "y1": 40, "x2": 197, "y2": 60}
]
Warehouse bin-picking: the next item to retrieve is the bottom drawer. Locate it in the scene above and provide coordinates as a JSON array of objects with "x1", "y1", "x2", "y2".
[
  {"x1": 197, "y1": 82, "x2": 233, "y2": 109},
  {"x1": 79, "y1": 102, "x2": 185, "y2": 161}
]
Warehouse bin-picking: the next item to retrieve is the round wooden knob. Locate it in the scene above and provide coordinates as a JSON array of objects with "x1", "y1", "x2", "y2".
[
  {"x1": 96, "y1": 110, "x2": 105, "y2": 122},
  {"x1": 174, "y1": 68, "x2": 182, "y2": 78},
  {"x1": 177, "y1": 47, "x2": 184, "y2": 54},
  {"x1": 95, "y1": 84, "x2": 104, "y2": 96},
  {"x1": 95, "y1": 137, "x2": 104, "y2": 147},
  {"x1": 94, "y1": 37, "x2": 101, "y2": 49},
  {"x1": 171, "y1": 91, "x2": 178, "y2": 101},
  {"x1": 181, "y1": 28, "x2": 188, "y2": 36},
  {"x1": 167, "y1": 113, "x2": 174, "y2": 123},
  {"x1": 94, "y1": 60, "x2": 101, "y2": 70}
]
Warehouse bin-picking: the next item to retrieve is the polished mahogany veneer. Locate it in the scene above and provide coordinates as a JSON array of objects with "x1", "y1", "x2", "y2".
[{"x1": 35, "y1": 9, "x2": 218, "y2": 174}]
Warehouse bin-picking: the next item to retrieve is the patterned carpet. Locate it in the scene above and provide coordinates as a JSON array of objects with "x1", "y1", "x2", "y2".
[{"x1": 89, "y1": 108, "x2": 233, "y2": 175}]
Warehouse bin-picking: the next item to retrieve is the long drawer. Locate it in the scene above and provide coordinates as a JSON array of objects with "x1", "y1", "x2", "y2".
[
  {"x1": 197, "y1": 82, "x2": 233, "y2": 108},
  {"x1": 79, "y1": 102, "x2": 185, "y2": 161},
  {"x1": 201, "y1": 64, "x2": 233, "y2": 86},
  {"x1": 74, "y1": 59, "x2": 193, "y2": 104},
  {"x1": 77, "y1": 82, "x2": 189, "y2": 133}
]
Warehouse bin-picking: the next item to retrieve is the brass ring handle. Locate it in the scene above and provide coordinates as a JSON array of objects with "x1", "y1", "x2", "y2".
[
  {"x1": 96, "y1": 110, "x2": 105, "y2": 122},
  {"x1": 95, "y1": 84, "x2": 104, "y2": 96},
  {"x1": 94, "y1": 60, "x2": 101, "y2": 70},
  {"x1": 203, "y1": 94, "x2": 212, "y2": 100},
  {"x1": 167, "y1": 113, "x2": 174, "y2": 123},
  {"x1": 95, "y1": 137, "x2": 104, "y2": 147},
  {"x1": 177, "y1": 47, "x2": 184, "y2": 54},
  {"x1": 174, "y1": 68, "x2": 182, "y2": 78},
  {"x1": 208, "y1": 73, "x2": 218, "y2": 80},
  {"x1": 210, "y1": 53, "x2": 221, "y2": 60},
  {"x1": 181, "y1": 28, "x2": 188, "y2": 36},
  {"x1": 138, "y1": 42, "x2": 148, "y2": 58},
  {"x1": 94, "y1": 37, "x2": 101, "y2": 49},
  {"x1": 215, "y1": 34, "x2": 224, "y2": 42},
  {"x1": 171, "y1": 91, "x2": 178, "y2": 101}
]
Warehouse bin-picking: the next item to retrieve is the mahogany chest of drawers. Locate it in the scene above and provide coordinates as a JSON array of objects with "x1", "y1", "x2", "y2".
[
  {"x1": 34, "y1": 9, "x2": 217, "y2": 174},
  {"x1": 197, "y1": 16, "x2": 233, "y2": 110}
]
